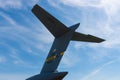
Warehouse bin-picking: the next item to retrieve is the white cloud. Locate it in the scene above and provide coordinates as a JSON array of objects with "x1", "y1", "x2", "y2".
[{"x1": 0, "y1": 56, "x2": 6, "y2": 63}]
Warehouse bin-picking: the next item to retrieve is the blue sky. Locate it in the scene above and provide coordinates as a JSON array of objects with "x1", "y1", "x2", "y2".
[{"x1": 0, "y1": 0, "x2": 120, "y2": 80}]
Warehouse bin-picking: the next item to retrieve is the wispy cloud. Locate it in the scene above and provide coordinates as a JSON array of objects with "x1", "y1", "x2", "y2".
[
  {"x1": 0, "y1": 10, "x2": 54, "y2": 71},
  {"x1": 0, "y1": 0, "x2": 22, "y2": 9},
  {"x1": 61, "y1": 50, "x2": 81, "y2": 68},
  {"x1": 8, "y1": 50, "x2": 40, "y2": 69},
  {"x1": 9, "y1": 50, "x2": 24, "y2": 64},
  {"x1": 0, "y1": 11, "x2": 52, "y2": 53},
  {"x1": 47, "y1": 0, "x2": 63, "y2": 10},
  {"x1": 0, "y1": 56, "x2": 6, "y2": 63},
  {"x1": 81, "y1": 60, "x2": 116, "y2": 80},
  {"x1": 0, "y1": 0, "x2": 39, "y2": 9},
  {"x1": 59, "y1": 0, "x2": 101, "y2": 7},
  {"x1": 59, "y1": 0, "x2": 120, "y2": 15},
  {"x1": 0, "y1": 12, "x2": 17, "y2": 26}
]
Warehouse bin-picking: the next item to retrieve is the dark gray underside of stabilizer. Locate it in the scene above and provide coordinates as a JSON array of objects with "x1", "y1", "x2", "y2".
[{"x1": 26, "y1": 72, "x2": 68, "y2": 80}]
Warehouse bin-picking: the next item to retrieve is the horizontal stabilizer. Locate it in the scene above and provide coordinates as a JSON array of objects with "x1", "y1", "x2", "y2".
[
  {"x1": 26, "y1": 72, "x2": 68, "y2": 80},
  {"x1": 71, "y1": 32, "x2": 105, "y2": 43},
  {"x1": 32, "y1": 4, "x2": 70, "y2": 38}
]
